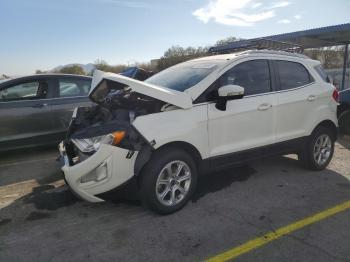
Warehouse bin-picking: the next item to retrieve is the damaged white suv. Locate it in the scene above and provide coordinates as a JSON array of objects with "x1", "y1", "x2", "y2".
[{"x1": 59, "y1": 50, "x2": 338, "y2": 214}]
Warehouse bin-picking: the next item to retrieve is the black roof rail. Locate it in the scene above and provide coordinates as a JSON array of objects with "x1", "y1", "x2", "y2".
[{"x1": 209, "y1": 38, "x2": 304, "y2": 54}]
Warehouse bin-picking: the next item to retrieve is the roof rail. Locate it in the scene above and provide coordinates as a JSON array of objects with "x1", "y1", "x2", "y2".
[
  {"x1": 209, "y1": 38, "x2": 304, "y2": 54},
  {"x1": 238, "y1": 50, "x2": 309, "y2": 59}
]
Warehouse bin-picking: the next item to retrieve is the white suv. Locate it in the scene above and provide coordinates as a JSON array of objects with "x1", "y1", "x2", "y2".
[{"x1": 59, "y1": 50, "x2": 339, "y2": 214}]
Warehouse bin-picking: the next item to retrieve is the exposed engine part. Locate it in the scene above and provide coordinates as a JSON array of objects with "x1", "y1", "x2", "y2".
[{"x1": 67, "y1": 86, "x2": 166, "y2": 152}]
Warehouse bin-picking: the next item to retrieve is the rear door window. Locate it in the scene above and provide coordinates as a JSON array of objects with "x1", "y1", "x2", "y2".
[
  {"x1": 275, "y1": 61, "x2": 313, "y2": 90},
  {"x1": 59, "y1": 78, "x2": 91, "y2": 97}
]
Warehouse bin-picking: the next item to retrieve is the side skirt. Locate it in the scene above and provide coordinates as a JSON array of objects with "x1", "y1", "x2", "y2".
[{"x1": 201, "y1": 137, "x2": 307, "y2": 173}]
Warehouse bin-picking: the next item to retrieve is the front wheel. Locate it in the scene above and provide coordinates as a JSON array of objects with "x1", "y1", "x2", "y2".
[
  {"x1": 139, "y1": 148, "x2": 197, "y2": 214},
  {"x1": 299, "y1": 126, "x2": 335, "y2": 170}
]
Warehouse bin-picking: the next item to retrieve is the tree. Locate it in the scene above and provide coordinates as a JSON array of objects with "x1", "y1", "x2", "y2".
[
  {"x1": 58, "y1": 65, "x2": 86, "y2": 75},
  {"x1": 163, "y1": 45, "x2": 209, "y2": 58},
  {"x1": 304, "y1": 46, "x2": 345, "y2": 69},
  {"x1": 215, "y1": 36, "x2": 241, "y2": 46},
  {"x1": 0, "y1": 74, "x2": 10, "y2": 80},
  {"x1": 156, "y1": 36, "x2": 241, "y2": 71},
  {"x1": 156, "y1": 45, "x2": 210, "y2": 71},
  {"x1": 94, "y1": 59, "x2": 127, "y2": 74}
]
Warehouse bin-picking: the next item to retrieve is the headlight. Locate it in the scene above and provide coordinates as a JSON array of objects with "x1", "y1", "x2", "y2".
[{"x1": 72, "y1": 131, "x2": 126, "y2": 153}]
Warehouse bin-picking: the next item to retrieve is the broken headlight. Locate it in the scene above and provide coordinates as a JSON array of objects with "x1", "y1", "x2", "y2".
[{"x1": 72, "y1": 131, "x2": 126, "y2": 153}]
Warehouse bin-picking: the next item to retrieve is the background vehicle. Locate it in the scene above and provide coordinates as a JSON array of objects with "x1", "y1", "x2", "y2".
[
  {"x1": 338, "y1": 88, "x2": 350, "y2": 135},
  {"x1": 120, "y1": 66, "x2": 154, "y2": 80},
  {"x1": 0, "y1": 67, "x2": 154, "y2": 151},
  {"x1": 0, "y1": 74, "x2": 92, "y2": 151}
]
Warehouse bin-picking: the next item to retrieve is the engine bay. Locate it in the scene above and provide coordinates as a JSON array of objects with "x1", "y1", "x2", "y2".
[
  {"x1": 65, "y1": 84, "x2": 168, "y2": 152},
  {"x1": 72, "y1": 90, "x2": 165, "y2": 130}
]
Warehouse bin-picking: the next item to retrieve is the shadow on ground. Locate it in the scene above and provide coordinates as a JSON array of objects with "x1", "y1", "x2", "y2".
[
  {"x1": 97, "y1": 164, "x2": 257, "y2": 207},
  {"x1": 193, "y1": 165, "x2": 256, "y2": 202},
  {"x1": 0, "y1": 155, "x2": 298, "y2": 218},
  {"x1": 24, "y1": 184, "x2": 78, "y2": 211},
  {"x1": 0, "y1": 161, "x2": 260, "y2": 218}
]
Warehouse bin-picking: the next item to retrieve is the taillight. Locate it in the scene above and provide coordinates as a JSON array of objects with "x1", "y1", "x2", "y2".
[{"x1": 332, "y1": 87, "x2": 339, "y2": 102}]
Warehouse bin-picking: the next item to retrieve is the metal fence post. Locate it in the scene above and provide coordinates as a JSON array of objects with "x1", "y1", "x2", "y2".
[{"x1": 341, "y1": 43, "x2": 349, "y2": 90}]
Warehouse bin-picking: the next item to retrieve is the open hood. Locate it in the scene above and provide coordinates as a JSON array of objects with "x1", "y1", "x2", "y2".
[{"x1": 89, "y1": 70, "x2": 193, "y2": 109}]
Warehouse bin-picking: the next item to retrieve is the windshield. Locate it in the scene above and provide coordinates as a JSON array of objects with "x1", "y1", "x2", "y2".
[{"x1": 145, "y1": 60, "x2": 223, "y2": 92}]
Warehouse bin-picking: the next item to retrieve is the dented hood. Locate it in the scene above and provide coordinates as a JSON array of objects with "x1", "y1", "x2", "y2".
[{"x1": 89, "y1": 70, "x2": 193, "y2": 109}]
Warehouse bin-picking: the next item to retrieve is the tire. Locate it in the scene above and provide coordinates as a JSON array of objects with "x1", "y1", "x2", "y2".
[
  {"x1": 339, "y1": 109, "x2": 350, "y2": 136},
  {"x1": 298, "y1": 126, "x2": 335, "y2": 171},
  {"x1": 139, "y1": 148, "x2": 198, "y2": 215}
]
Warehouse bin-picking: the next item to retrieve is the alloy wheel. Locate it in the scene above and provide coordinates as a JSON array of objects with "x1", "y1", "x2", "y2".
[
  {"x1": 313, "y1": 134, "x2": 332, "y2": 166},
  {"x1": 155, "y1": 160, "x2": 192, "y2": 206}
]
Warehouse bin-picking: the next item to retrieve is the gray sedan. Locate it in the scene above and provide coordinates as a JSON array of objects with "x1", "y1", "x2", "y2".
[{"x1": 0, "y1": 74, "x2": 92, "y2": 151}]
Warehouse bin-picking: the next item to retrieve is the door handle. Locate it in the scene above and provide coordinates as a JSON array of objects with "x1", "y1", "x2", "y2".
[
  {"x1": 258, "y1": 103, "x2": 272, "y2": 111},
  {"x1": 32, "y1": 103, "x2": 48, "y2": 108},
  {"x1": 307, "y1": 95, "x2": 316, "y2": 102}
]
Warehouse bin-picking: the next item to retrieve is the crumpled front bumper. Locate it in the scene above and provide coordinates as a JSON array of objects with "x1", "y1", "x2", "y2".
[{"x1": 59, "y1": 142, "x2": 138, "y2": 202}]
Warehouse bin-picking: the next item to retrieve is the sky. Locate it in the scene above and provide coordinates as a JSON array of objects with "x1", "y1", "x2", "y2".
[{"x1": 0, "y1": 0, "x2": 349, "y2": 75}]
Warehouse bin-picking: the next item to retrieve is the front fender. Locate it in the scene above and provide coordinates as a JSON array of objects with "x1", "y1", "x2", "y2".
[{"x1": 132, "y1": 106, "x2": 209, "y2": 159}]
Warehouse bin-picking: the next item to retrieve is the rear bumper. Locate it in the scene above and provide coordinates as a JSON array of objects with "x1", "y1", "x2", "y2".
[{"x1": 59, "y1": 142, "x2": 138, "y2": 202}]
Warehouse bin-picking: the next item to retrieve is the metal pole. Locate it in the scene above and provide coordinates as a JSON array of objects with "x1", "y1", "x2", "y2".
[{"x1": 341, "y1": 43, "x2": 349, "y2": 90}]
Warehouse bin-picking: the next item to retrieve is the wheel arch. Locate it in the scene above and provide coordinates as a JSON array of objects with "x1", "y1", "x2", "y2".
[
  {"x1": 156, "y1": 141, "x2": 203, "y2": 165},
  {"x1": 134, "y1": 141, "x2": 205, "y2": 177},
  {"x1": 312, "y1": 119, "x2": 338, "y2": 140}
]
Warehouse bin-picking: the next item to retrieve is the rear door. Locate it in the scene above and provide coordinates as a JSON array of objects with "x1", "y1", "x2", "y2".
[
  {"x1": 50, "y1": 76, "x2": 92, "y2": 141},
  {"x1": 0, "y1": 78, "x2": 54, "y2": 148},
  {"x1": 273, "y1": 60, "x2": 317, "y2": 143}
]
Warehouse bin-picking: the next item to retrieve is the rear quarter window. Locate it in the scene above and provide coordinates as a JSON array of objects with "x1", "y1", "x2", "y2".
[{"x1": 314, "y1": 64, "x2": 330, "y2": 83}]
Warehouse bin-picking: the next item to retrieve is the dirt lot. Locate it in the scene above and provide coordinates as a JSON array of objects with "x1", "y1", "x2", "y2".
[{"x1": 0, "y1": 138, "x2": 349, "y2": 262}]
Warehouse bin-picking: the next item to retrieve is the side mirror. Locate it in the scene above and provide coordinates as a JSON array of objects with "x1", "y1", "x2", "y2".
[{"x1": 216, "y1": 85, "x2": 244, "y2": 111}]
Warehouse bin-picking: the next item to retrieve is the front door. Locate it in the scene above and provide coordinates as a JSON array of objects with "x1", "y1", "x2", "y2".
[
  {"x1": 207, "y1": 59, "x2": 277, "y2": 161},
  {"x1": 0, "y1": 79, "x2": 53, "y2": 148}
]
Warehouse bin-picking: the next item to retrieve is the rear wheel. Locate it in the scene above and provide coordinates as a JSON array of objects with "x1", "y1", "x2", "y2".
[
  {"x1": 299, "y1": 126, "x2": 335, "y2": 170},
  {"x1": 139, "y1": 148, "x2": 197, "y2": 214}
]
